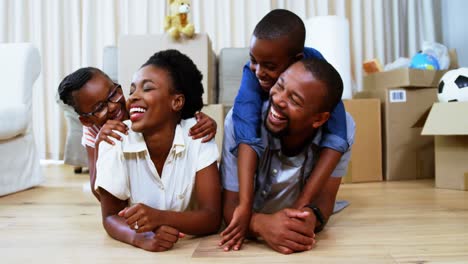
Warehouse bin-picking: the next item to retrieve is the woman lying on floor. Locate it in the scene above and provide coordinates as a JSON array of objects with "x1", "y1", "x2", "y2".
[{"x1": 94, "y1": 50, "x2": 221, "y2": 252}]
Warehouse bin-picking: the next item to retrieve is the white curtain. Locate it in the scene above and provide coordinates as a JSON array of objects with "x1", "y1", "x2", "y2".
[{"x1": 0, "y1": 0, "x2": 441, "y2": 160}]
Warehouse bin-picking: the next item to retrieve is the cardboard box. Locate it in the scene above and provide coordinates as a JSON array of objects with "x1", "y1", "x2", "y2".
[
  {"x1": 358, "y1": 78, "x2": 439, "y2": 181},
  {"x1": 119, "y1": 33, "x2": 217, "y2": 104},
  {"x1": 342, "y1": 99, "x2": 382, "y2": 183},
  {"x1": 363, "y1": 68, "x2": 446, "y2": 90},
  {"x1": 422, "y1": 102, "x2": 468, "y2": 190},
  {"x1": 363, "y1": 50, "x2": 458, "y2": 91}
]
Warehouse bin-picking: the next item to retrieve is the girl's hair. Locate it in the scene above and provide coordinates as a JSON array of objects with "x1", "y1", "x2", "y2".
[{"x1": 58, "y1": 67, "x2": 110, "y2": 112}]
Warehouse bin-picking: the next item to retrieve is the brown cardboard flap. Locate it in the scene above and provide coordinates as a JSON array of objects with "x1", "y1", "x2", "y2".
[
  {"x1": 363, "y1": 68, "x2": 447, "y2": 90},
  {"x1": 422, "y1": 102, "x2": 468, "y2": 135},
  {"x1": 362, "y1": 49, "x2": 458, "y2": 91},
  {"x1": 412, "y1": 107, "x2": 432, "y2": 128}
]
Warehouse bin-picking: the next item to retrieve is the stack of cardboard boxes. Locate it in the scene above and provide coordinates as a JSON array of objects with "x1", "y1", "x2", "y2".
[
  {"x1": 356, "y1": 69, "x2": 445, "y2": 181},
  {"x1": 349, "y1": 50, "x2": 466, "y2": 190}
]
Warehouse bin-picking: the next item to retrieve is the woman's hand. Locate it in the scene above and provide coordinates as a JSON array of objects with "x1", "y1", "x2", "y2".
[
  {"x1": 118, "y1": 203, "x2": 161, "y2": 233},
  {"x1": 135, "y1": 226, "x2": 185, "y2": 252}
]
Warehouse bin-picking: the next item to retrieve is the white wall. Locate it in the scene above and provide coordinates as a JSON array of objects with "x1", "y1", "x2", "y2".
[{"x1": 441, "y1": 0, "x2": 468, "y2": 67}]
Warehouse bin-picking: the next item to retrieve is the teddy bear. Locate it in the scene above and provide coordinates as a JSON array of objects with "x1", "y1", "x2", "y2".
[{"x1": 164, "y1": 0, "x2": 195, "y2": 40}]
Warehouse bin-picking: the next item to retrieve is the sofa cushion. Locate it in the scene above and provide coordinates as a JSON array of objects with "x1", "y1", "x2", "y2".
[
  {"x1": 0, "y1": 104, "x2": 28, "y2": 140},
  {"x1": 218, "y1": 47, "x2": 249, "y2": 113}
]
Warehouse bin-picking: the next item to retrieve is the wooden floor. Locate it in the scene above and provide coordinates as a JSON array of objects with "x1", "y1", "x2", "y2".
[{"x1": 1, "y1": 164, "x2": 468, "y2": 263}]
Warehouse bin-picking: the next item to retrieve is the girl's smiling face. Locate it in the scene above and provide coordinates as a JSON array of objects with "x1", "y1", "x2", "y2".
[{"x1": 74, "y1": 72, "x2": 127, "y2": 127}]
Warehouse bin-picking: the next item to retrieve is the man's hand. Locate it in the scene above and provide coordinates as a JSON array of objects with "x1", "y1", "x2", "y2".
[
  {"x1": 96, "y1": 120, "x2": 128, "y2": 146},
  {"x1": 219, "y1": 204, "x2": 251, "y2": 251},
  {"x1": 296, "y1": 207, "x2": 319, "y2": 232},
  {"x1": 118, "y1": 203, "x2": 161, "y2": 233},
  {"x1": 135, "y1": 226, "x2": 185, "y2": 252},
  {"x1": 253, "y1": 208, "x2": 316, "y2": 254},
  {"x1": 189, "y1": 111, "x2": 217, "y2": 142}
]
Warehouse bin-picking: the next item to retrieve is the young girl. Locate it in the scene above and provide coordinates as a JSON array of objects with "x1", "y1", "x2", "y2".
[{"x1": 94, "y1": 50, "x2": 222, "y2": 252}]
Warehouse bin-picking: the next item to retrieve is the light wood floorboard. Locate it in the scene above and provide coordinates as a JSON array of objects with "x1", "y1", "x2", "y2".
[{"x1": 1, "y1": 164, "x2": 467, "y2": 263}]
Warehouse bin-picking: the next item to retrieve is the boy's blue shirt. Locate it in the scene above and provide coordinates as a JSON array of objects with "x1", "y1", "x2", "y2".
[{"x1": 232, "y1": 47, "x2": 349, "y2": 157}]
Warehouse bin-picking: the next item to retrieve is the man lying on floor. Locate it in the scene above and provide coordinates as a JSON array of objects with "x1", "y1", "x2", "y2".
[{"x1": 220, "y1": 57, "x2": 355, "y2": 254}]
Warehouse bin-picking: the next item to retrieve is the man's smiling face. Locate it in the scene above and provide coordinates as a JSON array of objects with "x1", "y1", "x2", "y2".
[{"x1": 265, "y1": 61, "x2": 327, "y2": 138}]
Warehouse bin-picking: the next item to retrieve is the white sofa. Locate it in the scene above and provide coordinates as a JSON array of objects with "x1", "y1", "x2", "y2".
[{"x1": 0, "y1": 43, "x2": 44, "y2": 196}]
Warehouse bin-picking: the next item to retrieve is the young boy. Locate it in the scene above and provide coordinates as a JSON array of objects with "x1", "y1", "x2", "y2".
[
  {"x1": 219, "y1": 9, "x2": 349, "y2": 251},
  {"x1": 58, "y1": 67, "x2": 216, "y2": 201}
]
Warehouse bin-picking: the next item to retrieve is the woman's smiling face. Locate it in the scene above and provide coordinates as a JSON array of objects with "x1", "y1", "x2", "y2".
[{"x1": 127, "y1": 65, "x2": 184, "y2": 134}]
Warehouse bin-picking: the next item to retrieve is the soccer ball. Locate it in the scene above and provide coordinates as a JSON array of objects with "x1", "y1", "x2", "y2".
[{"x1": 437, "y1": 68, "x2": 468, "y2": 102}]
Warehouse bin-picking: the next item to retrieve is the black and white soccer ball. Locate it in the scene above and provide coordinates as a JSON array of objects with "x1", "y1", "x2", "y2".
[{"x1": 438, "y1": 67, "x2": 468, "y2": 102}]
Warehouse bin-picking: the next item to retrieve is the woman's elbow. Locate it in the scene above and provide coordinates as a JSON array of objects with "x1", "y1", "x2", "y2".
[
  {"x1": 102, "y1": 216, "x2": 112, "y2": 233},
  {"x1": 207, "y1": 209, "x2": 222, "y2": 234}
]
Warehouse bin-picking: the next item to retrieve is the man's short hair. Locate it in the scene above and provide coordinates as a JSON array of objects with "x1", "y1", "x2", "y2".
[
  {"x1": 141, "y1": 49, "x2": 204, "y2": 119},
  {"x1": 300, "y1": 58, "x2": 343, "y2": 112},
  {"x1": 253, "y1": 9, "x2": 305, "y2": 56},
  {"x1": 58, "y1": 67, "x2": 109, "y2": 112}
]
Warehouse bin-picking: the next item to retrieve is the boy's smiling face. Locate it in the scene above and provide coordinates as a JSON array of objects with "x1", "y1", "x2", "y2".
[
  {"x1": 73, "y1": 73, "x2": 128, "y2": 127},
  {"x1": 249, "y1": 35, "x2": 300, "y2": 92}
]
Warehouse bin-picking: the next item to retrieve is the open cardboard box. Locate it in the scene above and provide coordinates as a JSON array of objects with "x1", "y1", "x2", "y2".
[
  {"x1": 363, "y1": 49, "x2": 459, "y2": 90},
  {"x1": 422, "y1": 102, "x2": 468, "y2": 191}
]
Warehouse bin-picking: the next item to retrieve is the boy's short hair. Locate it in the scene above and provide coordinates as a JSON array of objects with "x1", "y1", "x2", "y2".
[
  {"x1": 58, "y1": 67, "x2": 109, "y2": 111},
  {"x1": 300, "y1": 58, "x2": 343, "y2": 112},
  {"x1": 141, "y1": 49, "x2": 204, "y2": 119},
  {"x1": 253, "y1": 9, "x2": 306, "y2": 56}
]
